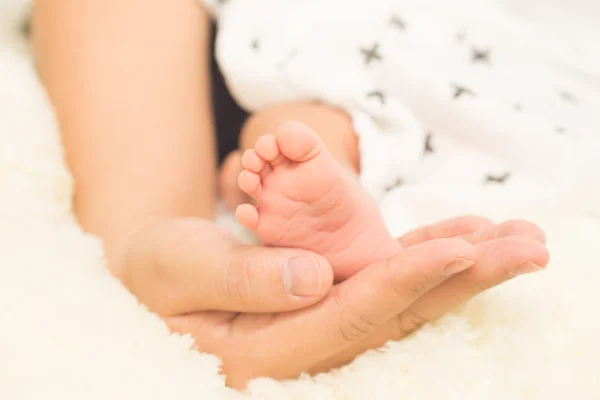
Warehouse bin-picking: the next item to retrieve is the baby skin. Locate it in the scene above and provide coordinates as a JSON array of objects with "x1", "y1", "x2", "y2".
[{"x1": 235, "y1": 121, "x2": 403, "y2": 282}]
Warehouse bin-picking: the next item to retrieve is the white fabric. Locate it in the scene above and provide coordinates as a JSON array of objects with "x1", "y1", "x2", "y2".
[
  {"x1": 2, "y1": 1, "x2": 600, "y2": 399},
  {"x1": 210, "y1": 0, "x2": 600, "y2": 233}
]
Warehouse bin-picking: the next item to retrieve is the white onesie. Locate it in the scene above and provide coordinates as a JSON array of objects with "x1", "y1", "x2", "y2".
[{"x1": 202, "y1": 0, "x2": 600, "y2": 232}]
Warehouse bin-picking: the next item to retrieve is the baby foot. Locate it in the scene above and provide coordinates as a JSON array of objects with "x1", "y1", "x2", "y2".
[{"x1": 236, "y1": 121, "x2": 403, "y2": 281}]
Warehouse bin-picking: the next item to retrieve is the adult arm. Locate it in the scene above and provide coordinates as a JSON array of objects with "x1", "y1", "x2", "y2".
[{"x1": 33, "y1": 0, "x2": 217, "y2": 275}]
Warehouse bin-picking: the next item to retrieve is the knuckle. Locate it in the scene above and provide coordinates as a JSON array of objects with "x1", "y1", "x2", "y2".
[
  {"x1": 394, "y1": 308, "x2": 429, "y2": 338},
  {"x1": 466, "y1": 271, "x2": 490, "y2": 292},
  {"x1": 333, "y1": 289, "x2": 379, "y2": 343},
  {"x1": 395, "y1": 279, "x2": 430, "y2": 299},
  {"x1": 224, "y1": 258, "x2": 264, "y2": 307},
  {"x1": 387, "y1": 263, "x2": 430, "y2": 299},
  {"x1": 338, "y1": 309, "x2": 379, "y2": 343}
]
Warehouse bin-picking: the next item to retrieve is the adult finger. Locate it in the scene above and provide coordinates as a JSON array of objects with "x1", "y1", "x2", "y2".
[
  {"x1": 399, "y1": 216, "x2": 494, "y2": 247},
  {"x1": 311, "y1": 235, "x2": 550, "y2": 372},
  {"x1": 279, "y1": 238, "x2": 476, "y2": 362},
  {"x1": 309, "y1": 235, "x2": 549, "y2": 374},
  {"x1": 122, "y1": 218, "x2": 333, "y2": 316},
  {"x1": 462, "y1": 219, "x2": 547, "y2": 244},
  {"x1": 398, "y1": 235, "x2": 549, "y2": 326}
]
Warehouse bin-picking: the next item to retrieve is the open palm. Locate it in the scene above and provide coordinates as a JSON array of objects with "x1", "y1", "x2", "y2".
[{"x1": 150, "y1": 217, "x2": 548, "y2": 388}]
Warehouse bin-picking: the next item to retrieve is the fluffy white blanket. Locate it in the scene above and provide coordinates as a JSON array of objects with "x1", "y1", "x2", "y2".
[{"x1": 1, "y1": 2, "x2": 599, "y2": 399}]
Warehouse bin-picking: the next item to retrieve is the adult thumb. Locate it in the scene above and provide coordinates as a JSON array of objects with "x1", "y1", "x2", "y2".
[
  {"x1": 121, "y1": 218, "x2": 334, "y2": 316},
  {"x1": 207, "y1": 244, "x2": 334, "y2": 314}
]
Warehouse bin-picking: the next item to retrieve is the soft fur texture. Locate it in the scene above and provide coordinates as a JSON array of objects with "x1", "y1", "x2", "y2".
[{"x1": 1, "y1": 2, "x2": 599, "y2": 399}]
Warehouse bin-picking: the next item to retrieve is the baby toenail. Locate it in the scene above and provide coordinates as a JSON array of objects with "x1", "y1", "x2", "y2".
[{"x1": 284, "y1": 256, "x2": 322, "y2": 297}]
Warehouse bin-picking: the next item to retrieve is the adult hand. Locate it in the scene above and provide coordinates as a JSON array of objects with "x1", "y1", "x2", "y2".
[{"x1": 120, "y1": 216, "x2": 548, "y2": 389}]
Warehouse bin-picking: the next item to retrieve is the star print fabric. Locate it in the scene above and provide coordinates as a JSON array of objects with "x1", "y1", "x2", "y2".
[{"x1": 201, "y1": 0, "x2": 600, "y2": 206}]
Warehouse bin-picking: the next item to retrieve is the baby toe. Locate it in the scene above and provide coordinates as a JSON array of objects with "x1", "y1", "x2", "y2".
[
  {"x1": 255, "y1": 134, "x2": 280, "y2": 162},
  {"x1": 236, "y1": 203, "x2": 260, "y2": 231},
  {"x1": 241, "y1": 149, "x2": 266, "y2": 173},
  {"x1": 276, "y1": 121, "x2": 323, "y2": 162},
  {"x1": 238, "y1": 170, "x2": 262, "y2": 198}
]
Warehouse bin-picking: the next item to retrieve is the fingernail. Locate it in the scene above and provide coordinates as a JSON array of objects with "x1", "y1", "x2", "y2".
[
  {"x1": 284, "y1": 256, "x2": 322, "y2": 297},
  {"x1": 514, "y1": 261, "x2": 543, "y2": 276},
  {"x1": 444, "y1": 258, "x2": 475, "y2": 275}
]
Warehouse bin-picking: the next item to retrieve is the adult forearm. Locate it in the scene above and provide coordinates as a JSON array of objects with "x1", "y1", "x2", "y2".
[{"x1": 33, "y1": 0, "x2": 216, "y2": 274}]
